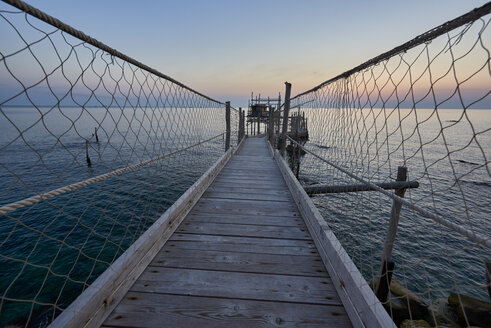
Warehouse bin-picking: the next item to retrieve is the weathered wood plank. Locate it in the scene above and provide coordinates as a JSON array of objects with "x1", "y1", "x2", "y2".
[
  {"x1": 205, "y1": 185, "x2": 292, "y2": 197},
  {"x1": 213, "y1": 177, "x2": 287, "y2": 186},
  {"x1": 216, "y1": 171, "x2": 284, "y2": 180},
  {"x1": 186, "y1": 212, "x2": 302, "y2": 227},
  {"x1": 131, "y1": 267, "x2": 341, "y2": 305},
  {"x1": 102, "y1": 293, "x2": 351, "y2": 328},
  {"x1": 177, "y1": 222, "x2": 311, "y2": 240},
  {"x1": 192, "y1": 198, "x2": 299, "y2": 217},
  {"x1": 152, "y1": 248, "x2": 328, "y2": 277},
  {"x1": 168, "y1": 234, "x2": 318, "y2": 256},
  {"x1": 202, "y1": 190, "x2": 292, "y2": 202}
]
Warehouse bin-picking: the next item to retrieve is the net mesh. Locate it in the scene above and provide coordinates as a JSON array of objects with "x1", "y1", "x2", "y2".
[
  {"x1": 0, "y1": 2, "x2": 238, "y2": 326},
  {"x1": 288, "y1": 8, "x2": 490, "y2": 327}
]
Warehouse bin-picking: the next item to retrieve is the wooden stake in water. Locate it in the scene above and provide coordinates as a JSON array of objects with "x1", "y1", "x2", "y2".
[
  {"x1": 94, "y1": 127, "x2": 99, "y2": 143},
  {"x1": 86, "y1": 140, "x2": 92, "y2": 167}
]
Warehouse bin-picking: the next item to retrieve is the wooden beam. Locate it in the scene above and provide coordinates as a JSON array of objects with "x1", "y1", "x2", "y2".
[{"x1": 304, "y1": 180, "x2": 419, "y2": 195}]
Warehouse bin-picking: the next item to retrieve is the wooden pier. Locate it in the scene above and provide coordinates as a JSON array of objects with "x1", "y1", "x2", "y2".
[
  {"x1": 54, "y1": 137, "x2": 393, "y2": 328},
  {"x1": 102, "y1": 137, "x2": 350, "y2": 327}
]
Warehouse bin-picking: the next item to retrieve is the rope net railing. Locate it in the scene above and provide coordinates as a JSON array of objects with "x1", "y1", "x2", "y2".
[
  {"x1": 0, "y1": 1, "x2": 238, "y2": 326},
  {"x1": 287, "y1": 4, "x2": 490, "y2": 327}
]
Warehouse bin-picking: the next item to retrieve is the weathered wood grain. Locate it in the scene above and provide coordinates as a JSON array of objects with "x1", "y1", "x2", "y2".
[
  {"x1": 186, "y1": 212, "x2": 302, "y2": 227},
  {"x1": 152, "y1": 248, "x2": 327, "y2": 277},
  {"x1": 192, "y1": 198, "x2": 299, "y2": 217},
  {"x1": 168, "y1": 234, "x2": 318, "y2": 256},
  {"x1": 131, "y1": 267, "x2": 341, "y2": 305},
  {"x1": 202, "y1": 190, "x2": 292, "y2": 202},
  {"x1": 102, "y1": 293, "x2": 351, "y2": 328},
  {"x1": 177, "y1": 222, "x2": 311, "y2": 240}
]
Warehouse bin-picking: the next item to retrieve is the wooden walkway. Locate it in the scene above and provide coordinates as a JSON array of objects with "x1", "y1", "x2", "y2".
[{"x1": 102, "y1": 137, "x2": 351, "y2": 327}]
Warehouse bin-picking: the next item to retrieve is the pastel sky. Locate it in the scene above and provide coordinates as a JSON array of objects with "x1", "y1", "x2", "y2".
[{"x1": 2, "y1": 0, "x2": 490, "y2": 107}]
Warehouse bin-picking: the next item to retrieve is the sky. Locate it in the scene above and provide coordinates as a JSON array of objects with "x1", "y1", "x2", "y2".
[{"x1": 1, "y1": 0, "x2": 489, "y2": 107}]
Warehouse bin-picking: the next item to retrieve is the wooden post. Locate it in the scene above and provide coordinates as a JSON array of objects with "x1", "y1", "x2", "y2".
[
  {"x1": 238, "y1": 108, "x2": 243, "y2": 143},
  {"x1": 94, "y1": 127, "x2": 99, "y2": 143},
  {"x1": 376, "y1": 166, "x2": 408, "y2": 302},
  {"x1": 486, "y1": 260, "x2": 491, "y2": 300},
  {"x1": 268, "y1": 106, "x2": 274, "y2": 145},
  {"x1": 257, "y1": 111, "x2": 260, "y2": 134},
  {"x1": 225, "y1": 101, "x2": 230, "y2": 151},
  {"x1": 279, "y1": 82, "x2": 291, "y2": 156},
  {"x1": 85, "y1": 140, "x2": 92, "y2": 167}
]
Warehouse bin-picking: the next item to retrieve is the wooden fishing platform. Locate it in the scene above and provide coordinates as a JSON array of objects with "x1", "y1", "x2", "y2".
[{"x1": 54, "y1": 137, "x2": 394, "y2": 328}]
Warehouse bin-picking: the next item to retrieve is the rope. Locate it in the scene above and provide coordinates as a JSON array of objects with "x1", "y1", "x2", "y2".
[
  {"x1": 0, "y1": 0, "x2": 224, "y2": 105},
  {"x1": 292, "y1": 2, "x2": 491, "y2": 100},
  {"x1": 286, "y1": 136, "x2": 491, "y2": 249},
  {"x1": 0, "y1": 133, "x2": 224, "y2": 215}
]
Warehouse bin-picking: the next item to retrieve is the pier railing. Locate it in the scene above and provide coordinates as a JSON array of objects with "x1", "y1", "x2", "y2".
[
  {"x1": 0, "y1": 0, "x2": 238, "y2": 326},
  {"x1": 282, "y1": 3, "x2": 490, "y2": 326}
]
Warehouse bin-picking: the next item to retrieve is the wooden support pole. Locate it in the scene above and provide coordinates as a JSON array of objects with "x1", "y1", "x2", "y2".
[
  {"x1": 238, "y1": 108, "x2": 243, "y2": 144},
  {"x1": 376, "y1": 260, "x2": 395, "y2": 304},
  {"x1": 375, "y1": 166, "x2": 408, "y2": 302},
  {"x1": 486, "y1": 260, "x2": 491, "y2": 300},
  {"x1": 304, "y1": 180, "x2": 419, "y2": 195},
  {"x1": 268, "y1": 106, "x2": 274, "y2": 145},
  {"x1": 279, "y1": 82, "x2": 291, "y2": 156},
  {"x1": 94, "y1": 127, "x2": 99, "y2": 143},
  {"x1": 257, "y1": 111, "x2": 260, "y2": 134},
  {"x1": 85, "y1": 140, "x2": 92, "y2": 167},
  {"x1": 225, "y1": 101, "x2": 230, "y2": 151}
]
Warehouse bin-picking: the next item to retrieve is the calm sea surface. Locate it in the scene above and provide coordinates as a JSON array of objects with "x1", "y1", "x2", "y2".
[
  {"x1": 0, "y1": 106, "x2": 225, "y2": 326},
  {"x1": 0, "y1": 106, "x2": 489, "y2": 326},
  {"x1": 293, "y1": 108, "x2": 490, "y2": 303}
]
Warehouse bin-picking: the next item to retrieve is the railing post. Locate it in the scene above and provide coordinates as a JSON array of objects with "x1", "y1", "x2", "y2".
[
  {"x1": 279, "y1": 82, "x2": 291, "y2": 156},
  {"x1": 268, "y1": 106, "x2": 274, "y2": 145},
  {"x1": 225, "y1": 101, "x2": 230, "y2": 151},
  {"x1": 257, "y1": 111, "x2": 260, "y2": 134},
  {"x1": 238, "y1": 107, "x2": 243, "y2": 144},
  {"x1": 376, "y1": 166, "x2": 408, "y2": 302},
  {"x1": 242, "y1": 110, "x2": 246, "y2": 137}
]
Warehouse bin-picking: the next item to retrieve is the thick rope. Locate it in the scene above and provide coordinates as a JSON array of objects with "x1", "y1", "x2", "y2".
[
  {"x1": 1, "y1": 0, "x2": 223, "y2": 105},
  {"x1": 292, "y1": 2, "x2": 491, "y2": 100},
  {"x1": 286, "y1": 136, "x2": 491, "y2": 249},
  {"x1": 0, "y1": 133, "x2": 224, "y2": 215}
]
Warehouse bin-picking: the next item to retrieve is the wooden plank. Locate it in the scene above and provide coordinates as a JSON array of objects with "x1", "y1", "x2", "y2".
[
  {"x1": 210, "y1": 181, "x2": 290, "y2": 191},
  {"x1": 168, "y1": 234, "x2": 318, "y2": 256},
  {"x1": 50, "y1": 147, "x2": 236, "y2": 328},
  {"x1": 273, "y1": 147, "x2": 395, "y2": 328},
  {"x1": 193, "y1": 198, "x2": 299, "y2": 217},
  {"x1": 177, "y1": 222, "x2": 311, "y2": 240},
  {"x1": 102, "y1": 293, "x2": 351, "y2": 328},
  {"x1": 186, "y1": 212, "x2": 301, "y2": 227},
  {"x1": 202, "y1": 190, "x2": 292, "y2": 202},
  {"x1": 131, "y1": 267, "x2": 341, "y2": 305},
  {"x1": 213, "y1": 176, "x2": 286, "y2": 184},
  {"x1": 206, "y1": 185, "x2": 292, "y2": 196},
  {"x1": 195, "y1": 197, "x2": 296, "y2": 210},
  {"x1": 217, "y1": 171, "x2": 284, "y2": 179},
  {"x1": 152, "y1": 248, "x2": 328, "y2": 277}
]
